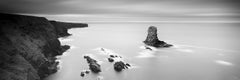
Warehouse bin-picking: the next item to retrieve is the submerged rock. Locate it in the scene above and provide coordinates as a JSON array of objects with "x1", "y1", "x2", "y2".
[
  {"x1": 83, "y1": 56, "x2": 101, "y2": 73},
  {"x1": 143, "y1": 26, "x2": 173, "y2": 48},
  {"x1": 145, "y1": 46, "x2": 153, "y2": 50},
  {"x1": 80, "y1": 70, "x2": 91, "y2": 77},
  {"x1": 108, "y1": 58, "x2": 114, "y2": 62},
  {"x1": 107, "y1": 54, "x2": 123, "y2": 63},
  {"x1": 80, "y1": 72, "x2": 85, "y2": 77},
  {"x1": 125, "y1": 63, "x2": 131, "y2": 67},
  {"x1": 114, "y1": 61, "x2": 128, "y2": 72},
  {"x1": 109, "y1": 54, "x2": 121, "y2": 58},
  {"x1": 109, "y1": 55, "x2": 115, "y2": 58},
  {"x1": 85, "y1": 70, "x2": 90, "y2": 74}
]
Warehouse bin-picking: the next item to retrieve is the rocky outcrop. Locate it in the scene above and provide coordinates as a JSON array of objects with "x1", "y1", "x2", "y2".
[
  {"x1": 83, "y1": 56, "x2": 101, "y2": 73},
  {"x1": 143, "y1": 26, "x2": 173, "y2": 48},
  {"x1": 60, "y1": 45, "x2": 70, "y2": 53},
  {"x1": 113, "y1": 61, "x2": 130, "y2": 72},
  {"x1": 0, "y1": 13, "x2": 87, "y2": 80},
  {"x1": 80, "y1": 70, "x2": 90, "y2": 77},
  {"x1": 49, "y1": 21, "x2": 88, "y2": 37},
  {"x1": 108, "y1": 58, "x2": 114, "y2": 62}
]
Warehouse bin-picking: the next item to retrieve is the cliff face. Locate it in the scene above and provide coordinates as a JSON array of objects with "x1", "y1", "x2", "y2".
[{"x1": 0, "y1": 13, "x2": 87, "y2": 80}]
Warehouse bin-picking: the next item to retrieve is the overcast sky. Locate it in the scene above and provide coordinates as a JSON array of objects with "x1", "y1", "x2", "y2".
[{"x1": 1, "y1": 0, "x2": 240, "y2": 22}]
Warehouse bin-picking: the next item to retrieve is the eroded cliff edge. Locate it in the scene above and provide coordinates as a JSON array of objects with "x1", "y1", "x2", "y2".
[
  {"x1": 0, "y1": 13, "x2": 88, "y2": 80},
  {"x1": 49, "y1": 20, "x2": 88, "y2": 37}
]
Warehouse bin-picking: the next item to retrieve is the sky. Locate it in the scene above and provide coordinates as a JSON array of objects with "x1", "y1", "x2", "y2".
[{"x1": 1, "y1": 0, "x2": 240, "y2": 22}]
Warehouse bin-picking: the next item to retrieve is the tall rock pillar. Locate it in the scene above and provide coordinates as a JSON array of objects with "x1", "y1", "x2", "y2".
[{"x1": 143, "y1": 26, "x2": 173, "y2": 48}]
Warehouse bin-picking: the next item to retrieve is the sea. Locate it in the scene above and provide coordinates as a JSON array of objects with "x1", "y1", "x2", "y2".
[{"x1": 45, "y1": 22, "x2": 240, "y2": 80}]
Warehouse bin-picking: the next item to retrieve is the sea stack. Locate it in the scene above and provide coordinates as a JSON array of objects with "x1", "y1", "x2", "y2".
[{"x1": 143, "y1": 26, "x2": 173, "y2": 48}]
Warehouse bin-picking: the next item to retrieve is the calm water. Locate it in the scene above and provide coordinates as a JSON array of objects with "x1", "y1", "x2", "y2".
[{"x1": 45, "y1": 23, "x2": 240, "y2": 80}]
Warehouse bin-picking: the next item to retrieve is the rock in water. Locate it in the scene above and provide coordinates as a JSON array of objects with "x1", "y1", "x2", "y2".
[
  {"x1": 89, "y1": 63, "x2": 101, "y2": 73},
  {"x1": 145, "y1": 46, "x2": 153, "y2": 50},
  {"x1": 125, "y1": 63, "x2": 131, "y2": 67},
  {"x1": 143, "y1": 26, "x2": 173, "y2": 48},
  {"x1": 109, "y1": 55, "x2": 115, "y2": 58},
  {"x1": 85, "y1": 70, "x2": 90, "y2": 74},
  {"x1": 80, "y1": 72, "x2": 85, "y2": 77},
  {"x1": 114, "y1": 61, "x2": 128, "y2": 72},
  {"x1": 108, "y1": 58, "x2": 114, "y2": 62},
  {"x1": 83, "y1": 56, "x2": 101, "y2": 73}
]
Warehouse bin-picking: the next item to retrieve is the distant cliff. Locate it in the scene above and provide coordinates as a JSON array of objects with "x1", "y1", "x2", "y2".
[
  {"x1": 49, "y1": 21, "x2": 88, "y2": 37},
  {"x1": 0, "y1": 13, "x2": 87, "y2": 80}
]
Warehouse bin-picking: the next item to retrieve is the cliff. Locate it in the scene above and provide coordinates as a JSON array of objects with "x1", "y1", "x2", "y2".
[
  {"x1": 0, "y1": 13, "x2": 87, "y2": 80},
  {"x1": 49, "y1": 21, "x2": 88, "y2": 37}
]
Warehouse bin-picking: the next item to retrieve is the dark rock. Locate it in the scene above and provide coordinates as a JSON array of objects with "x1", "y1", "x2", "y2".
[
  {"x1": 108, "y1": 58, "x2": 114, "y2": 62},
  {"x1": 83, "y1": 55, "x2": 88, "y2": 59},
  {"x1": 84, "y1": 56, "x2": 97, "y2": 64},
  {"x1": 143, "y1": 26, "x2": 173, "y2": 48},
  {"x1": 60, "y1": 45, "x2": 70, "y2": 53},
  {"x1": 80, "y1": 70, "x2": 90, "y2": 77},
  {"x1": 145, "y1": 46, "x2": 153, "y2": 50},
  {"x1": 85, "y1": 70, "x2": 90, "y2": 74},
  {"x1": 114, "y1": 61, "x2": 128, "y2": 72},
  {"x1": 89, "y1": 64, "x2": 101, "y2": 73},
  {"x1": 80, "y1": 72, "x2": 85, "y2": 77},
  {"x1": 83, "y1": 56, "x2": 101, "y2": 73},
  {"x1": 109, "y1": 54, "x2": 121, "y2": 58},
  {"x1": 125, "y1": 63, "x2": 131, "y2": 67},
  {"x1": 109, "y1": 55, "x2": 115, "y2": 58}
]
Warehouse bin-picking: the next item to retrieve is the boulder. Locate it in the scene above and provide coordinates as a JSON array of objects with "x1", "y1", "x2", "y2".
[
  {"x1": 85, "y1": 70, "x2": 90, "y2": 74},
  {"x1": 80, "y1": 70, "x2": 90, "y2": 77},
  {"x1": 109, "y1": 54, "x2": 121, "y2": 58},
  {"x1": 89, "y1": 63, "x2": 101, "y2": 73},
  {"x1": 143, "y1": 26, "x2": 173, "y2": 48},
  {"x1": 80, "y1": 72, "x2": 85, "y2": 77},
  {"x1": 114, "y1": 61, "x2": 128, "y2": 72},
  {"x1": 83, "y1": 56, "x2": 101, "y2": 73},
  {"x1": 108, "y1": 58, "x2": 114, "y2": 62},
  {"x1": 109, "y1": 55, "x2": 115, "y2": 58}
]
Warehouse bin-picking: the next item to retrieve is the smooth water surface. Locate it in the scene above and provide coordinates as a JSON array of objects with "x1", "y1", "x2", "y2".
[{"x1": 45, "y1": 23, "x2": 240, "y2": 80}]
